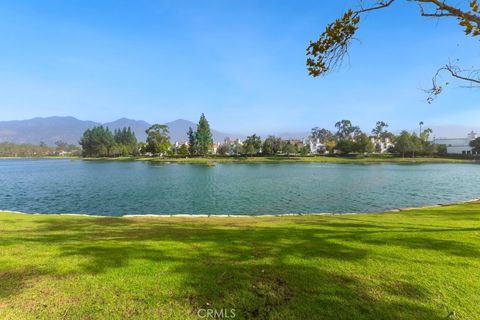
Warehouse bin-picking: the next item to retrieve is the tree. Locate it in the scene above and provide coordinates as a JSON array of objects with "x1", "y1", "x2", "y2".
[
  {"x1": 335, "y1": 120, "x2": 360, "y2": 140},
  {"x1": 395, "y1": 131, "x2": 416, "y2": 157},
  {"x1": 145, "y1": 124, "x2": 170, "y2": 155},
  {"x1": 217, "y1": 144, "x2": 230, "y2": 156},
  {"x1": 410, "y1": 133, "x2": 423, "y2": 157},
  {"x1": 336, "y1": 139, "x2": 355, "y2": 154},
  {"x1": 414, "y1": 128, "x2": 435, "y2": 155},
  {"x1": 232, "y1": 141, "x2": 244, "y2": 155},
  {"x1": 177, "y1": 144, "x2": 189, "y2": 156},
  {"x1": 55, "y1": 140, "x2": 68, "y2": 151},
  {"x1": 282, "y1": 140, "x2": 297, "y2": 155},
  {"x1": 306, "y1": 1, "x2": 480, "y2": 102},
  {"x1": 420, "y1": 128, "x2": 433, "y2": 142},
  {"x1": 114, "y1": 127, "x2": 137, "y2": 146},
  {"x1": 310, "y1": 127, "x2": 334, "y2": 143},
  {"x1": 353, "y1": 133, "x2": 374, "y2": 153},
  {"x1": 382, "y1": 131, "x2": 397, "y2": 143},
  {"x1": 113, "y1": 127, "x2": 138, "y2": 156},
  {"x1": 469, "y1": 137, "x2": 480, "y2": 152},
  {"x1": 195, "y1": 114, "x2": 213, "y2": 156},
  {"x1": 0, "y1": 142, "x2": 54, "y2": 157},
  {"x1": 187, "y1": 127, "x2": 197, "y2": 155},
  {"x1": 299, "y1": 144, "x2": 311, "y2": 156},
  {"x1": 243, "y1": 134, "x2": 262, "y2": 155},
  {"x1": 79, "y1": 126, "x2": 115, "y2": 157},
  {"x1": 262, "y1": 135, "x2": 283, "y2": 155},
  {"x1": 371, "y1": 121, "x2": 389, "y2": 139}
]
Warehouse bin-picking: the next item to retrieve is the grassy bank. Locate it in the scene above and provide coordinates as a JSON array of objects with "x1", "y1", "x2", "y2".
[
  {"x1": 78, "y1": 155, "x2": 475, "y2": 164},
  {"x1": 2, "y1": 155, "x2": 477, "y2": 164},
  {"x1": 1, "y1": 202, "x2": 479, "y2": 319}
]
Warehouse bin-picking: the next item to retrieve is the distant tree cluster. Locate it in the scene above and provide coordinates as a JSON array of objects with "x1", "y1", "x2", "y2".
[
  {"x1": 113, "y1": 128, "x2": 138, "y2": 156},
  {"x1": 78, "y1": 113, "x2": 215, "y2": 158},
  {"x1": 80, "y1": 126, "x2": 138, "y2": 157},
  {"x1": 0, "y1": 141, "x2": 80, "y2": 157},
  {"x1": 75, "y1": 115, "x2": 447, "y2": 159},
  {"x1": 306, "y1": 119, "x2": 439, "y2": 157},
  {"x1": 393, "y1": 130, "x2": 438, "y2": 157},
  {"x1": 0, "y1": 142, "x2": 55, "y2": 157}
]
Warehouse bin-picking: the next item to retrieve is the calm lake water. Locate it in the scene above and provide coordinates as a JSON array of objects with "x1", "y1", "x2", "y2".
[{"x1": 0, "y1": 159, "x2": 479, "y2": 216}]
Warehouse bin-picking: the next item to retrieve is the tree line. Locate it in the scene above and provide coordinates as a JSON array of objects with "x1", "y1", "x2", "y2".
[
  {"x1": 306, "y1": 120, "x2": 442, "y2": 157},
  {"x1": 79, "y1": 113, "x2": 214, "y2": 157},
  {"x1": 80, "y1": 127, "x2": 138, "y2": 157},
  {"x1": 79, "y1": 115, "x2": 447, "y2": 158},
  {"x1": 0, "y1": 141, "x2": 80, "y2": 157}
]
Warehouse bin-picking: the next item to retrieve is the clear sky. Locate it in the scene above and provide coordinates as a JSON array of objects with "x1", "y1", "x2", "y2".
[{"x1": 0, "y1": 0, "x2": 478, "y2": 135}]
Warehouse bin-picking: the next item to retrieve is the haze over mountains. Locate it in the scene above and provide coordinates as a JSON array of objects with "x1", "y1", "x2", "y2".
[
  {"x1": 0, "y1": 117, "x2": 239, "y2": 146},
  {"x1": 0, "y1": 116, "x2": 478, "y2": 146}
]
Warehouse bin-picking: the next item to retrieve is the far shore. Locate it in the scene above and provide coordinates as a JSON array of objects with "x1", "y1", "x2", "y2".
[{"x1": 0, "y1": 154, "x2": 478, "y2": 164}]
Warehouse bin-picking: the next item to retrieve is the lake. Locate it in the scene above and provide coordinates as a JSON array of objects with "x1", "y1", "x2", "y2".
[{"x1": 0, "y1": 159, "x2": 479, "y2": 216}]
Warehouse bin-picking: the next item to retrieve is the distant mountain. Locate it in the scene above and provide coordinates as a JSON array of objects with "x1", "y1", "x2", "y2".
[
  {"x1": 104, "y1": 118, "x2": 151, "y2": 142},
  {"x1": 0, "y1": 116, "x2": 238, "y2": 145},
  {"x1": 0, "y1": 116, "x2": 99, "y2": 145}
]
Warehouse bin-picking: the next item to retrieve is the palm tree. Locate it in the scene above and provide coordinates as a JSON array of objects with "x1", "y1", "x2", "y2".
[{"x1": 419, "y1": 121, "x2": 424, "y2": 136}]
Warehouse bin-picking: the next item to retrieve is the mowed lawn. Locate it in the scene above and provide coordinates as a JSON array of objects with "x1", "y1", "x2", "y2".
[{"x1": 1, "y1": 203, "x2": 479, "y2": 319}]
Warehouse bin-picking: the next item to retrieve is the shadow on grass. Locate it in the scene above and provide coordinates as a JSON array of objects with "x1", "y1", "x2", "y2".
[
  {"x1": 0, "y1": 267, "x2": 48, "y2": 299},
  {"x1": 2, "y1": 215, "x2": 474, "y2": 319}
]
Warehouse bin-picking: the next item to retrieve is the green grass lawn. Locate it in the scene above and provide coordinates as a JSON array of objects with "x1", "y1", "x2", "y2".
[{"x1": 1, "y1": 203, "x2": 479, "y2": 319}]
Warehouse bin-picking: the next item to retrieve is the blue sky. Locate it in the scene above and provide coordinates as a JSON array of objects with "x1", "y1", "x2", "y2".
[{"x1": 0, "y1": 0, "x2": 478, "y2": 135}]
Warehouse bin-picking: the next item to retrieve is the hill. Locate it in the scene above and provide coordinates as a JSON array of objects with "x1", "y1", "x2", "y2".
[{"x1": 0, "y1": 117, "x2": 237, "y2": 145}]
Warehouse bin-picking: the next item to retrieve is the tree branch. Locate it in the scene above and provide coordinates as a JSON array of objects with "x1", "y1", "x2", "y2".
[
  {"x1": 426, "y1": 62, "x2": 480, "y2": 103},
  {"x1": 444, "y1": 64, "x2": 480, "y2": 84},
  {"x1": 416, "y1": 0, "x2": 480, "y2": 25},
  {"x1": 356, "y1": 0, "x2": 397, "y2": 14},
  {"x1": 307, "y1": 0, "x2": 480, "y2": 101}
]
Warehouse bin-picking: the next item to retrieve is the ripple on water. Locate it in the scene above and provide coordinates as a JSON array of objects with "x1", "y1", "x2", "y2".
[{"x1": 0, "y1": 160, "x2": 479, "y2": 215}]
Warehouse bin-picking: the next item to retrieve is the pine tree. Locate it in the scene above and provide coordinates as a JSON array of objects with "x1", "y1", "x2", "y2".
[
  {"x1": 113, "y1": 127, "x2": 138, "y2": 156},
  {"x1": 79, "y1": 126, "x2": 114, "y2": 157},
  {"x1": 187, "y1": 127, "x2": 197, "y2": 156},
  {"x1": 195, "y1": 114, "x2": 213, "y2": 156}
]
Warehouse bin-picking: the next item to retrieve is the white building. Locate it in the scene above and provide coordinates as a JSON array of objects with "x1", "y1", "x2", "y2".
[
  {"x1": 174, "y1": 141, "x2": 188, "y2": 148},
  {"x1": 433, "y1": 131, "x2": 478, "y2": 155},
  {"x1": 303, "y1": 138, "x2": 327, "y2": 154},
  {"x1": 371, "y1": 137, "x2": 395, "y2": 154}
]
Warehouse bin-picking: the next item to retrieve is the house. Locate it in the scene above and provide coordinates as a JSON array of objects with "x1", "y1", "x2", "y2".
[
  {"x1": 303, "y1": 138, "x2": 327, "y2": 154},
  {"x1": 213, "y1": 138, "x2": 243, "y2": 155},
  {"x1": 433, "y1": 131, "x2": 478, "y2": 155},
  {"x1": 174, "y1": 141, "x2": 188, "y2": 148},
  {"x1": 371, "y1": 137, "x2": 395, "y2": 154},
  {"x1": 212, "y1": 143, "x2": 221, "y2": 154}
]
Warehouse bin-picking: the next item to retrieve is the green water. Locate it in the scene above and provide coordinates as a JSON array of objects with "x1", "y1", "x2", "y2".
[{"x1": 0, "y1": 159, "x2": 479, "y2": 216}]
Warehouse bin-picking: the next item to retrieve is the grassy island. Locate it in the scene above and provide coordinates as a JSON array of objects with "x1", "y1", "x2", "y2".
[{"x1": 1, "y1": 202, "x2": 479, "y2": 319}]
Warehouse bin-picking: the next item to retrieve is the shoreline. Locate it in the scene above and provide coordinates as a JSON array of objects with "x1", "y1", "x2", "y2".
[
  {"x1": 0, "y1": 155, "x2": 477, "y2": 165},
  {"x1": 2, "y1": 198, "x2": 479, "y2": 219}
]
